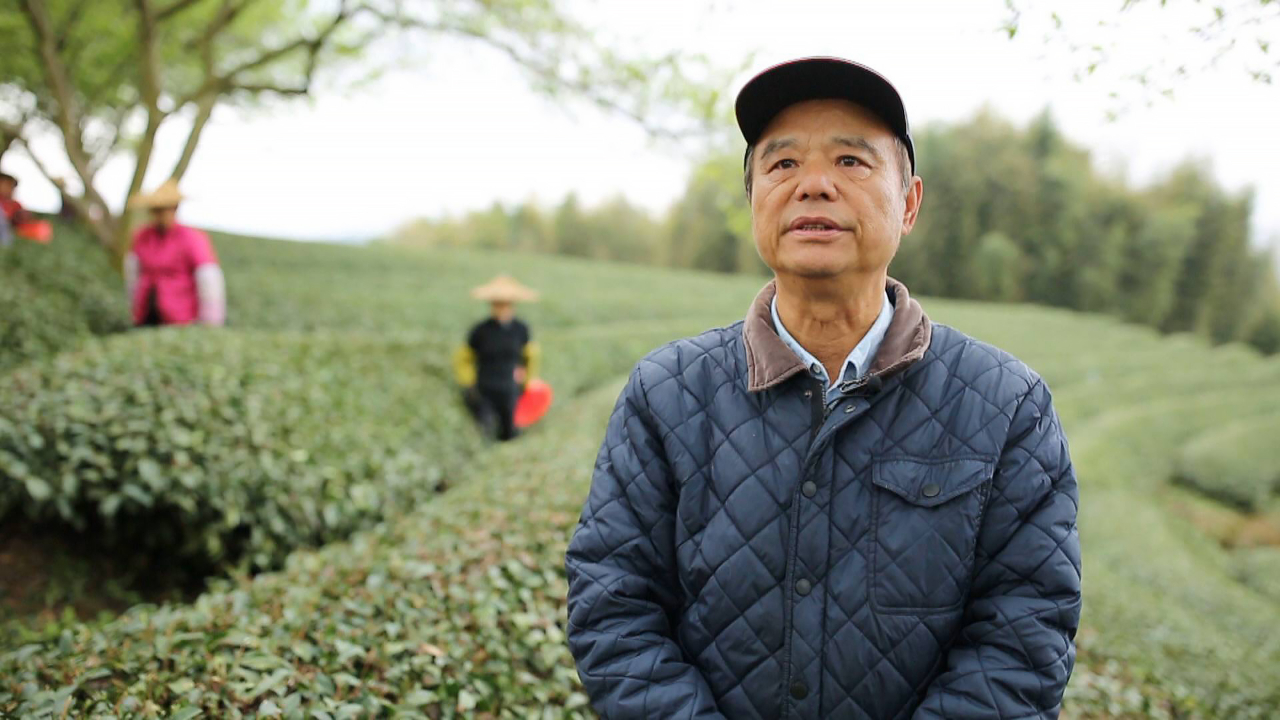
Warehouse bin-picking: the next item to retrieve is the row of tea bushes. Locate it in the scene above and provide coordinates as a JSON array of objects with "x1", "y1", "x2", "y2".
[
  {"x1": 1174, "y1": 415, "x2": 1280, "y2": 512},
  {"x1": 0, "y1": 328, "x2": 481, "y2": 573},
  {"x1": 0, "y1": 223, "x2": 130, "y2": 372}
]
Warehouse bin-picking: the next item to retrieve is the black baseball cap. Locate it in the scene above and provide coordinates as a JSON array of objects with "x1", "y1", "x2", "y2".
[{"x1": 735, "y1": 57, "x2": 915, "y2": 173}]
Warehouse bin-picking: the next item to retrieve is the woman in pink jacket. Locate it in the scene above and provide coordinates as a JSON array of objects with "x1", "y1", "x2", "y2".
[{"x1": 124, "y1": 180, "x2": 225, "y2": 327}]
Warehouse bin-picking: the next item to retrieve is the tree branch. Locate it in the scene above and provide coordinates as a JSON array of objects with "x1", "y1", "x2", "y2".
[
  {"x1": 55, "y1": 0, "x2": 94, "y2": 55},
  {"x1": 182, "y1": 0, "x2": 257, "y2": 55},
  {"x1": 439, "y1": 25, "x2": 685, "y2": 139},
  {"x1": 134, "y1": 0, "x2": 164, "y2": 121},
  {"x1": 170, "y1": 94, "x2": 217, "y2": 181},
  {"x1": 0, "y1": 111, "x2": 29, "y2": 164},
  {"x1": 180, "y1": 0, "x2": 253, "y2": 104},
  {"x1": 175, "y1": 0, "x2": 330, "y2": 107},
  {"x1": 19, "y1": 1, "x2": 89, "y2": 170},
  {"x1": 86, "y1": 109, "x2": 129, "y2": 174},
  {"x1": 18, "y1": 0, "x2": 113, "y2": 228},
  {"x1": 8, "y1": 131, "x2": 115, "y2": 248},
  {"x1": 123, "y1": 0, "x2": 169, "y2": 219},
  {"x1": 227, "y1": 82, "x2": 311, "y2": 95},
  {"x1": 81, "y1": 54, "x2": 138, "y2": 111},
  {"x1": 158, "y1": 0, "x2": 207, "y2": 22},
  {"x1": 220, "y1": 5, "x2": 350, "y2": 81},
  {"x1": 357, "y1": 6, "x2": 703, "y2": 139}
]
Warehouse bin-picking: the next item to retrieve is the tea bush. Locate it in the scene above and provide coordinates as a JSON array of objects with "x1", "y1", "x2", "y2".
[
  {"x1": 0, "y1": 223, "x2": 130, "y2": 371},
  {"x1": 0, "y1": 379, "x2": 622, "y2": 719},
  {"x1": 0, "y1": 328, "x2": 479, "y2": 572},
  {"x1": 1175, "y1": 415, "x2": 1280, "y2": 512}
]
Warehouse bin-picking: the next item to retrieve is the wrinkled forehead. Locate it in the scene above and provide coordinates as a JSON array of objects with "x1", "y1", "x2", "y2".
[{"x1": 757, "y1": 98, "x2": 896, "y2": 149}]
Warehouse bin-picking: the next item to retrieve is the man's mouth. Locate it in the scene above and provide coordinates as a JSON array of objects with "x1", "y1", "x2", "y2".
[{"x1": 787, "y1": 217, "x2": 846, "y2": 236}]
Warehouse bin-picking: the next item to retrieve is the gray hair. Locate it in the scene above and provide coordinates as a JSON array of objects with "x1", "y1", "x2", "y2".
[{"x1": 743, "y1": 137, "x2": 913, "y2": 198}]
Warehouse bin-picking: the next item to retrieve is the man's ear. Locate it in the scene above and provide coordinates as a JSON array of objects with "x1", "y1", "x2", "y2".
[{"x1": 900, "y1": 177, "x2": 924, "y2": 235}]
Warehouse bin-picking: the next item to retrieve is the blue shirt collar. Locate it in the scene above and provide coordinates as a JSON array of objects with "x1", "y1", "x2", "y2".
[{"x1": 771, "y1": 289, "x2": 895, "y2": 402}]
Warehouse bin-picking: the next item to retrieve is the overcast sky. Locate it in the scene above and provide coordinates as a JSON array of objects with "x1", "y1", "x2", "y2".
[{"x1": 7, "y1": 0, "x2": 1278, "y2": 249}]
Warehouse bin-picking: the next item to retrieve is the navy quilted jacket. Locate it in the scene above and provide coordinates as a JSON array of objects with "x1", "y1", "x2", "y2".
[{"x1": 565, "y1": 279, "x2": 1081, "y2": 719}]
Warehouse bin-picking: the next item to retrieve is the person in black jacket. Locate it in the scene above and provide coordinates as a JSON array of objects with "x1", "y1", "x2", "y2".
[{"x1": 453, "y1": 275, "x2": 541, "y2": 441}]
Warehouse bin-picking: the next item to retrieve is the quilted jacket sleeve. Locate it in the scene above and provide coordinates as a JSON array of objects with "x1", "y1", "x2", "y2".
[
  {"x1": 914, "y1": 378, "x2": 1082, "y2": 720},
  {"x1": 565, "y1": 367, "x2": 725, "y2": 719}
]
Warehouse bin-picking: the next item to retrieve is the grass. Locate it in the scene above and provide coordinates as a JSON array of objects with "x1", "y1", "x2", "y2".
[{"x1": 2, "y1": 230, "x2": 1280, "y2": 717}]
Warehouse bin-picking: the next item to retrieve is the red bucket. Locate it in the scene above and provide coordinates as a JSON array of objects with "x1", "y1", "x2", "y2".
[
  {"x1": 15, "y1": 220, "x2": 52, "y2": 244},
  {"x1": 514, "y1": 379, "x2": 554, "y2": 429}
]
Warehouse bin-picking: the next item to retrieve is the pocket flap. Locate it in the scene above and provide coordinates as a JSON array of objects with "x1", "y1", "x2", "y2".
[{"x1": 872, "y1": 456, "x2": 994, "y2": 508}]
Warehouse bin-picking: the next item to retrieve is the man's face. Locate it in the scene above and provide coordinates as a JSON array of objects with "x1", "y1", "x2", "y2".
[
  {"x1": 491, "y1": 301, "x2": 515, "y2": 324},
  {"x1": 750, "y1": 98, "x2": 922, "y2": 281},
  {"x1": 0, "y1": 178, "x2": 14, "y2": 200},
  {"x1": 150, "y1": 206, "x2": 177, "y2": 230}
]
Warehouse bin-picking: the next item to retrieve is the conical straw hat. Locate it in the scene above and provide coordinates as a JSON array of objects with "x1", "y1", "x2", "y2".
[
  {"x1": 470, "y1": 275, "x2": 539, "y2": 303},
  {"x1": 129, "y1": 179, "x2": 185, "y2": 209}
]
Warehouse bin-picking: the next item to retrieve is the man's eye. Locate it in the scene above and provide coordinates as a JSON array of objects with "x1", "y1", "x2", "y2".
[
  {"x1": 771, "y1": 158, "x2": 797, "y2": 171},
  {"x1": 837, "y1": 156, "x2": 864, "y2": 167}
]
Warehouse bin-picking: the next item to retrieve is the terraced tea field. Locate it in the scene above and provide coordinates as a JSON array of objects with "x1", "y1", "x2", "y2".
[{"x1": 2, "y1": 232, "x2": 1277, "y2": 717}]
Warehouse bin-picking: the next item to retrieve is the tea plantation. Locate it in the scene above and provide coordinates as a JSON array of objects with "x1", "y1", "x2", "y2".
[
  {"x1": 2, "y1": 229, "x2": 1279, "y2": 718},
  {"x1": 0, "y1": 227, "x2": 130, "y2": 372}
]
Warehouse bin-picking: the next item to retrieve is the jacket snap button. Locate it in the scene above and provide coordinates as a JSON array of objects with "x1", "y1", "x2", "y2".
[
  {"x1": 922, "y1": 483, "x2": 941, "y2": 498},
  {"x1": 790, "y1": 681, "x2": 808, "y2": 699},
  {"x1": 801, "y1": 481, "x2": 817, "y2": 498},
  {"x1": 844, "y1": 404, "x2": 855, "y2": 413},
  {"x1": 795, "y1": 578, "x2": 811, "y2": 596}
]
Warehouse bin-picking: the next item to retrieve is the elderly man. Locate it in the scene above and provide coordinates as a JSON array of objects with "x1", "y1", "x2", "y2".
[{"x1": 565, "y1": 58, "x2": 1081, "y2": 719}]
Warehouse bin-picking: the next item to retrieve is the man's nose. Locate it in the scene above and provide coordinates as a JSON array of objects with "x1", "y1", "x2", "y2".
[{"x1": 793, "y1": 164, "x2": 839, "y2": 202}]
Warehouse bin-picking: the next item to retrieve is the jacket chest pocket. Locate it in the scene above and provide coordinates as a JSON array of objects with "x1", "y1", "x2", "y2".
[{"x1": 870, "y1": 456, "x2": 994, "y2": 614}]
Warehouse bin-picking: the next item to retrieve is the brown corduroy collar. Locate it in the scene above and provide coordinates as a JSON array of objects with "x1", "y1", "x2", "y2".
[{"x1": 742, "y1": 277, "x2": 933, "y2": 393}]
